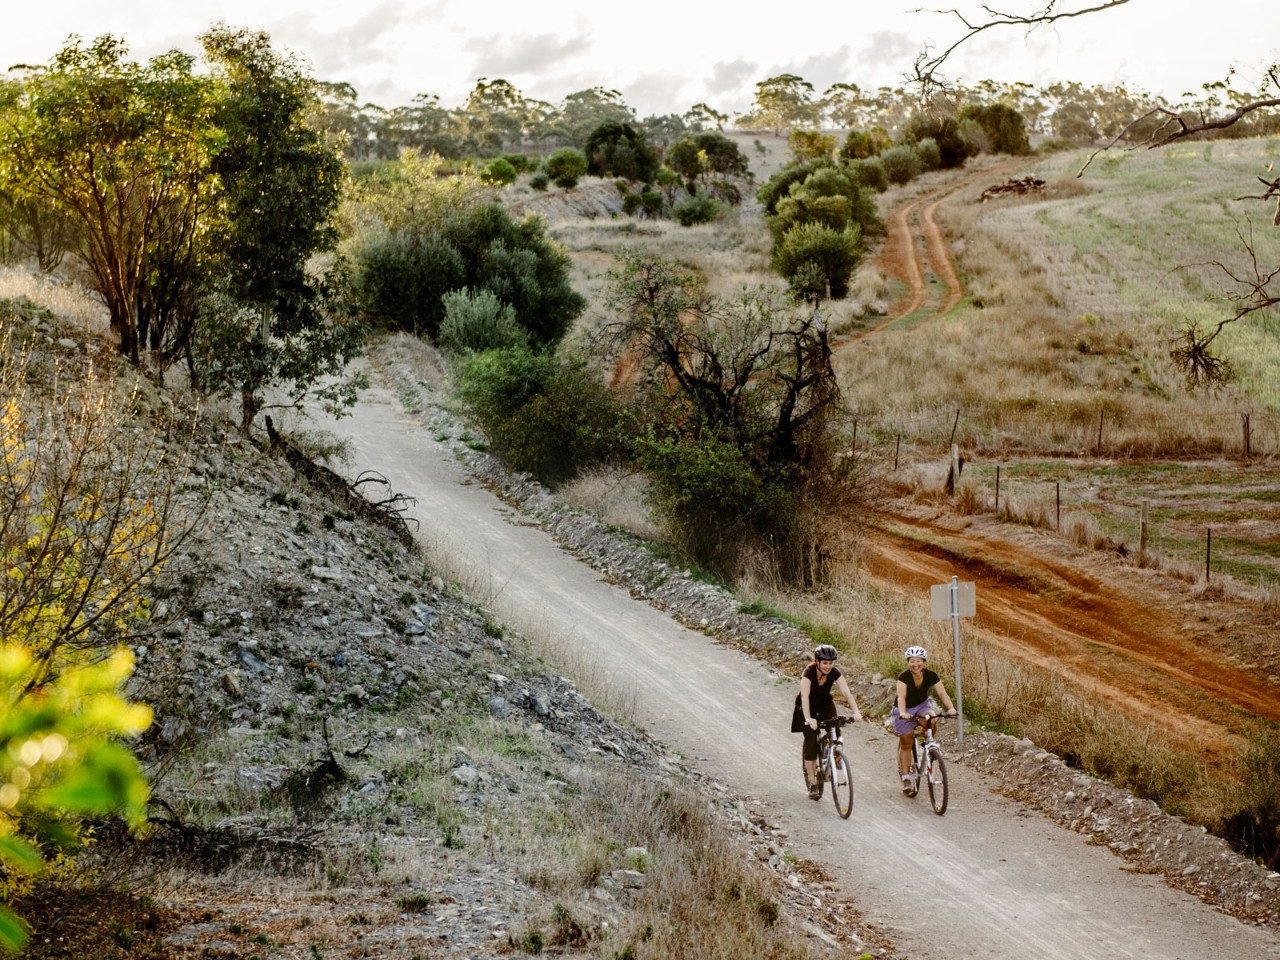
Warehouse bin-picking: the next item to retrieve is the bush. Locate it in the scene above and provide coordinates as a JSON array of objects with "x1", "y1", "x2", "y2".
[
  {"x1": 503, "y1": 153, "x2": 537, "y2": 173},
  {"x1": 639, "y1": 431, "x2": 794, "y2": 574},
  {"x1": 480, "y1": 157, "x2": 518, "y2": 186},
  {"x1": 584, "y1": 121, "x2": 659, "y2": 182},
  {"x1": 900, "y1": 112, "x2": 976, "y2": 169},
  {"x1": 879, "y1": 145, "x2": 922, "y2": 185},
  {"x1": 960, "y1": 102, "x2": 1031, "y2": 155},
  {"x1": 846, "y1": 157, "x2": 888, "y2": 193},
  {"x1": 529, "y1": 172, "x2": 549, "y2": 191},
  {"x1": 437, "y1": 287, "x2": 527, "y2": 353},
  {"x1": 622, "y1": 186, "x2": 664, "y2": 218},
  {"x1": 456, "y1": 346, "x2": 630, "y2": 484},
  {"x1": 772, "y1": 222, "x2": 861, "y2": 299},
  {"x1": 768, "y1": 166, "x2": 881, "y2": 241},
  {"x1": 545, "y1": 148, "x2": 588, "y2": 188},
  {"x1": 755, "y1": 161, "x2": 823, "y2": 215},
  {"x1": 840, "y1": 127, "x2": 892, "y2": 161},
  {"x1": 672, "y1": 192, "x2": 721, "y2": 226},
  {"x1": 351, "y1": 232, "x2": 466, "y2": 337},
  {"x1": 666, "y1": 132, "x2": 750, "y2": 193},
  {"x1": 788, "y1": 129, "x2": 836, "y2": 164},
  {"x1": 915, "y1": 137, "x2": 942, "y2": 171}
]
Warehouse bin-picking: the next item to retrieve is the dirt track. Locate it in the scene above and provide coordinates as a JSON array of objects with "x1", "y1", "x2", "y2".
[{"x1": 851, "y1": 163, "x2": 1280, "y2": 752}]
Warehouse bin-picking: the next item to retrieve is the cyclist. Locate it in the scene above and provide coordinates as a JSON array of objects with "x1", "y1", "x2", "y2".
[
  {"x1": 792, "y1": 643, "x2": 862, "y2": 800},
  {"x1": 888, "y1": 646, "x2": 957, "y2": 794}
]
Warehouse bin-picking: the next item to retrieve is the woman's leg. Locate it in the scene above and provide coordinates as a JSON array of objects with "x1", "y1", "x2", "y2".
[{"x1": 897, "y1": 732, "x2": 915, "y2": 774}]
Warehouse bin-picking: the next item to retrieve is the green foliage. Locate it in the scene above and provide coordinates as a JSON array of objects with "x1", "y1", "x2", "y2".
[
  {"x1": 350, "y1": 233, "x2": 465, "y2": 337},
  {"x1": 745, "y1": 74, "x2": 819, "y2": 135},
  {"x1": 772, "y1": 222, "x2": 861, "y2": 299},
  {"x1": 839, "y1": 127, "x2": 892, "y2": 161},
  {"x1": 960, "y1": 102, "x2": 1031, "y2": 154},
  {"x1": 879, "y1": 145, "x2": 922, "y2": 185},
  {"x1": 672, "y1": 192, "x2": 721, "y2": 226},
  {"x1": 665, "y1": 132, "x2": 749, "y2": 194},
  {"x1": 899, "y1": 112, "x2": 976, "y2": 169},
  {"x1": 529, "y1": 172, "x2": 549, "y2": 191},
  {"x1": 456, "y1": 346, "x2": 629, "y2": 484},
  {"x1": 481, "y1": 157, "x2": 519, "y2": 185},
  {"x1": 847, "y1": 157, "x2": 888, "y2": 193},
  {"x1": 437, "y1": 287, "x2": 527, "y2": 353},
  {"x1": 503, "y1": 153, "x2": 536, "y2": 173},
  {"x1": 622, "y1": 186, "x2": 664, "y2": 218},
  {"x1": 768, "y1": 166, "x2": 881, "y2": 242},
  {"x1": 544, "y1": 148, "x2": 588, "y2": 188},
  {"x1": 914, "y1": 137, "x2": 942, "y2": 171},
  {"x1": 755, "y1": 160, "x2": 823, "y2": 215},
  {"x1": 788, "y1": 129, "x2": 836, "y2": 164},
  {"x1": 583, "y1": 121, "x2": 659, "y2": 182}
]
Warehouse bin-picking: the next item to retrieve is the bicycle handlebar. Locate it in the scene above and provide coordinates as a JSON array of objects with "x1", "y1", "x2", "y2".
[{"x1": 816, "y1": 715, "x2": 859, "y2": 729}]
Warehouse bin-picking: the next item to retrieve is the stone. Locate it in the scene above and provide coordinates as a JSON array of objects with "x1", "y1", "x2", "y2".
[
  {"x1": 220, "y1": 672, "x2": 243, "y2": 699},
  {"x1": 532, "y1": 696, "x2": 551, "y2": 717},
  {"x1": 310, "y1": 565, "x2": 342, "y2": 580},
  {"x1": 488, "y1": 696, "x2": 511, "y2": 719},
  {"x1": 452, "y1": 765, "x2": 480, "y2": 787},
  {"x1": 430, "y1": 576, "x2": 445, "y2": 592},
  {"x1": 404, "y1": 619, "x2": 427, "y2": 636}
]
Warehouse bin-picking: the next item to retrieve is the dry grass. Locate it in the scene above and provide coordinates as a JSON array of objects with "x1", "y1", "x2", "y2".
[
  {"x1": 0, "y1": 265, "x2": 107, "y2": 333},
  {"x1": 559, "y1": 466, "x2": 667, "y2": 543}
]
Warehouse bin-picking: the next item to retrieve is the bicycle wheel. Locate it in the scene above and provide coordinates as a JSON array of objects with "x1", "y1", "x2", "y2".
[
  {"x1": 927, "y1": 749, "x2": 948, "y2": 815},
  {"x1": 829, "y1": 748, "x2": 853, "y2": 819},
  {"x1": 905, "y1": 739, "x2": 920, "y2": 798}
]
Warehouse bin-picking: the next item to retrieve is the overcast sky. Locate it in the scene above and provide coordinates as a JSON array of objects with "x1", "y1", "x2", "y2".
[{"x1": 5, "y1": 1, "x2": 1279, "y2": 115}]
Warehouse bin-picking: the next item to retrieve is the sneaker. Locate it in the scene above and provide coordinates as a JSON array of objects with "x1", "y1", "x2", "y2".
[
  {"x1": 808, "y1": 784, "x2": 821, "y2": 801},
  {"x1": 900, "y1": 774, "x2": 914, "y2": 795}
]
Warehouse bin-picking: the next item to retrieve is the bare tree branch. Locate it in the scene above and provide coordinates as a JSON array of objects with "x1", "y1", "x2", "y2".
[{"x1": 912, "y1": 0, "x2": 1131, "y2": 91}]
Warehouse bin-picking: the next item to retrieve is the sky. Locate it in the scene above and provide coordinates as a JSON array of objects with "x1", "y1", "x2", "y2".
[{"x1": 4, "y1": 1, "x2": 1279, "y2": 116}]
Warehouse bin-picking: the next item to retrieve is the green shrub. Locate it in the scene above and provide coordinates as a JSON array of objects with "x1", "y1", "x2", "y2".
[
  {"x1": 768, "y1": 166, "x2": 881, "y2": 241},
  {"x1": 584, "y1": 121, "x2": 659, "y2": 182},
  {"x1": 622, "y1": 186, "x2": 664, "y2": 218},
  {"x1": 456, "y1": 346, "x2": 630, "y2": 484},
  {"x1": 351, "y1": 232, "x2": 466, "y2": 337},
  {"x1": 847, "y1": 157, "x2": 888, "y2": 193},
  {"x1": 915, "y1": 137, "x2": 942, "y2": 171},
  {"x1": 959, "y1": 102, "x2": 1031, "y2": 154},
  {"x1": 545, "y1": 148, "x2": 588, "y2": 188},
  {"x1": 438, "y1": 287, "x2": 527, "y2": 353},
  {"x1": 839, "y1": 127, "x2": 892, "y2": 161},
  {"x1": 755, "y1": 161, "x2": 823, "y2": 215},
  {"x1": 879, "y1": 145, "x2": 922, "y2": 185},
  {"x1": 503, "y1": 153, "x2": 537, "y2": 173},
  {"x1": 672, "y1": 192, "x2": 720, "y2": 226},
  {"x1": 481, "y1": 157, "x2": 518, "y2": 186},
  {"x1": 666, "y1": 132, "x2": 750, "y2": 194},
  {"x1": 772, "y1": 222, "x2": 861, "y2": 299},
  {"x1": 529, "y1": 172, "x2": 549, "y2": 191},
  {"x1": 899, "y1": 112, "x2": 976, "y2": 168}
]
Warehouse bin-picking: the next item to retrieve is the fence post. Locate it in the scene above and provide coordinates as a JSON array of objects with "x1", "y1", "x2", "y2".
[
  {"x1": 995, "y1": 464, "x2": 1001, "y2": 512},
  {"x1": 851, "y1": 418, "x2": 858, "y2": 457},
  {"x1": 1056, "y1": 481, "x2": 1061, "y2": 532},
  {"x1": 1139, "y1": 500, "x2": 1149, "y2": 565},
  {"x1": 894, "y1": 434, "x2": 901, "y2": 472},
  {"x1": 1242, "y1": 412, "x2": 1252, "y2": 459},
  {"x1": 949, "y1": 407, "x2": 961, "y2": 448},
  {"x1": 1205, "y1": 526, "x2": 1212, "y2": 584},
  {"x1": 1096, "y1": 410, "x2": 1104, "y2": 453}
]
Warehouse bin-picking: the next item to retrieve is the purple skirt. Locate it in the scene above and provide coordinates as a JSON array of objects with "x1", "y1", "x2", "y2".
[{"x1": 889, "y1": 699, "x2": 938, "y2": 736}]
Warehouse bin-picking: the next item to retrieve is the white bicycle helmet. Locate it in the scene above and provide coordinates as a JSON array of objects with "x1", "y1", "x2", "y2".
[{"x1": 904, "y1": 645, "x2": 928, "y2": 660}]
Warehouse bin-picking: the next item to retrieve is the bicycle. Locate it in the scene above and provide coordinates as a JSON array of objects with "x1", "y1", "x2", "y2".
[
  {"x1": 801, "y1": 715, "x2": 855, "y2": 819},
  {"x1": 903, "y1": 713, "x2": 952, "y2": 815}
]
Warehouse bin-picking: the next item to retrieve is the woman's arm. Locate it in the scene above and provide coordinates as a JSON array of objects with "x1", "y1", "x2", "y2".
[
  {"x1": 896, "y1": 679, "x2": 909, "y2": 715},
  {"x1": 932, "y1": 680, "x2": 957, "y2": 713},
  {"x1": 835, "y1": 675, "x2": 863, "y2": 721},
  {"x1": 800, "y1": 675, "x2": 815, "y2": 727}
]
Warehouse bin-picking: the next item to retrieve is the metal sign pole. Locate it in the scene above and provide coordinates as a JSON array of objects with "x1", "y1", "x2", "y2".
[{"x1": 950, "y1": 575, "x2": 964, "y2": 745}]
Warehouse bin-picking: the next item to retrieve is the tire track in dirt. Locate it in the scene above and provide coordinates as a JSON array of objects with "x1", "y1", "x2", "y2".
[{"x1": 863, "y1": 517, "x2": 1280, "y2": 754}]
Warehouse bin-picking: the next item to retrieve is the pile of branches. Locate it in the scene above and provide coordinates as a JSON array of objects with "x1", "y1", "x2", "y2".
[{"x1": 978, "y1": 176, "x2": 1047, "y2": 202}]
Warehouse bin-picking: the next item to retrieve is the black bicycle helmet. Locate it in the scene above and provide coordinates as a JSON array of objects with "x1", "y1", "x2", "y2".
[{"x1": 814, "y1": 644, "x2": 838, "y2": 661}]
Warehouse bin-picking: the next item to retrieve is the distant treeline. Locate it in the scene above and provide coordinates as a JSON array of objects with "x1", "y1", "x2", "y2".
[{"x1": 311, "y1": 73, "x2": 1280, "y2": 161}]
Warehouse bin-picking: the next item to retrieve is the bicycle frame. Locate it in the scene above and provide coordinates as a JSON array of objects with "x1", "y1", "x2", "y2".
[{"x1": 906, "y1": 715, "x2": 949, "y2": 815}]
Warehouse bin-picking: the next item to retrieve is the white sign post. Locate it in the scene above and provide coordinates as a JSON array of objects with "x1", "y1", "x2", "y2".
[{"x1": 929, "y1": 576, "x2": 975, "y2": 745}]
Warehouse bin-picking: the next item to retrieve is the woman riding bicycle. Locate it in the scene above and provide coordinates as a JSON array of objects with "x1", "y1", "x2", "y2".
[
  {"x1": 887, "y1": 646, "x2": 957, "y2": 794},
  {"x1": 793, "y1": 644, "x2": 862, "y2": 800}
]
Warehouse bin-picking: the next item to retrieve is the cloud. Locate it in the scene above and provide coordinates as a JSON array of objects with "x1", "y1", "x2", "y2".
[
  {"x1": 466, "y1": 31, "x2": 590, "y2": 78},
  {"x1": 851, "y1": 30, "x2": 917, "y2": 81},
  {"x1": 782, "y1": 44, "x2": 854, "y2": 92},
  {"x1": 704, "y1": 58, "x2": 758, "y2": 97},
  {"x1": 621, "y1": 72, "x2": 689, "y2": 116}
]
